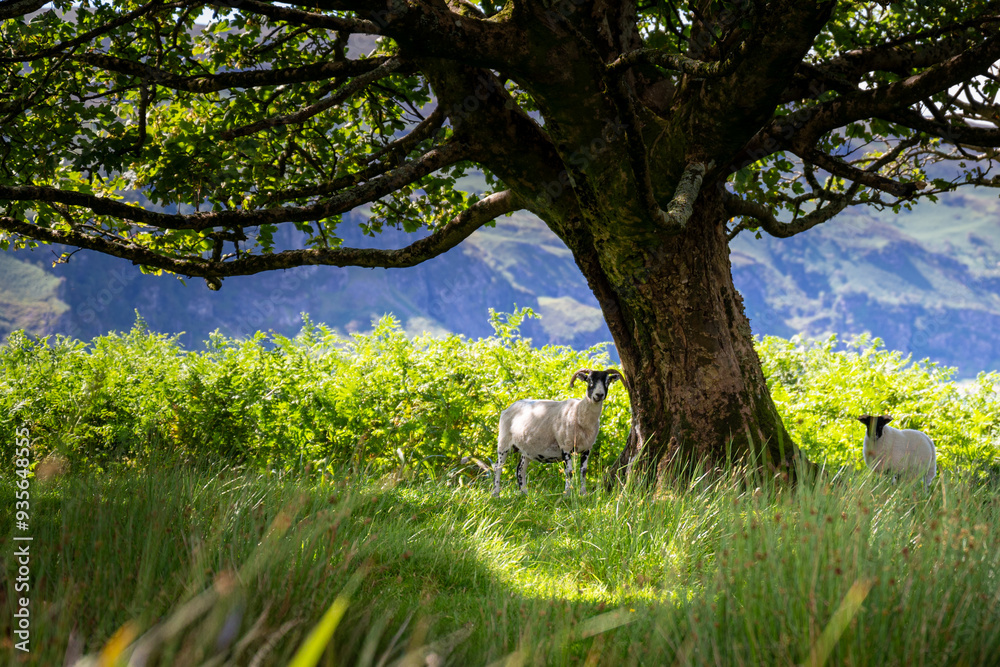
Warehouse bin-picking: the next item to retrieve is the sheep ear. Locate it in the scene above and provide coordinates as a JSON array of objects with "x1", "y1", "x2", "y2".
[
  {"x1": 569, "y1": 369, "x2": 591, "y2": 388},
  {"x1": 857, "y1": 414, "x2": 870, "y2": 424}
]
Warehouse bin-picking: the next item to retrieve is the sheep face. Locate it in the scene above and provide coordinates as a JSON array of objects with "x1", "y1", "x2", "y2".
[
  {"x1": 570, "y1": 369, "x2": 624, "y2": 404},
  {"x1": 858, "y1": 414, "x2": 892, "y2": 439}
]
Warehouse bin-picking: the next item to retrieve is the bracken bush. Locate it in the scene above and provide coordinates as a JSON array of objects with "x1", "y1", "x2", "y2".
[
  {"x1": 0, "y1": 310, "x2": 623, "y2": 481},
  {"x1": 759, "y1": 333, "x2": 1000, "y2": 481},
  {"x1": 1, "y1": 312, "x2": 999, "y2": 480}
]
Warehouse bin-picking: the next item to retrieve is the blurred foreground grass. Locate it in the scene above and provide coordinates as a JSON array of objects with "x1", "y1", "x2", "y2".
[{"x1": 2, "y1": 464, "x2": 999, "y2": 666}]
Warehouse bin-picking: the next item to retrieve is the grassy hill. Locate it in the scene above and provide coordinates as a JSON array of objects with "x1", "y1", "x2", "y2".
[
  {"x1": 0, "y1": 252, "x2": 68, "y2": 336},
  {"x1": 731, "y1": 186, "x2": 1000, "y2": 376}
]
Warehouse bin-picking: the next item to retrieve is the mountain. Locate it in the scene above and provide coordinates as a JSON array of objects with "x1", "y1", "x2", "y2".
[
  {"x1": 731, "y1": 187, "x2": 1000, "y2": 376},
  {"x1": 1, "y1": 210, "x2": 610, "y2": 351},
  {"x1": 3, "y1": 187, "x2": 1000, "y2": 377},
  {"x1": 0, "y1": 250, "x2": 68, "y2": 335}
]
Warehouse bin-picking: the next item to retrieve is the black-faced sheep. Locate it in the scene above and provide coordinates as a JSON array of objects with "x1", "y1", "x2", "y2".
[
  {"x1": 858, "y1": 414, "x2": 936, "y2": 486},
  {"x1": 493, "y1": 368, "x2": 625, "y2": 496}
]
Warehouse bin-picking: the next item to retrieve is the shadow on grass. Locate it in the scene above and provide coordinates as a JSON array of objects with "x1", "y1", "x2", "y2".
[{"x1": 0, "y1": 467, "x2": 670, "y2": 666}]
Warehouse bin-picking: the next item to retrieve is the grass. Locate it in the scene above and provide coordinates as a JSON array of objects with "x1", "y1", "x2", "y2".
[{"x1": 3, "y1": 463, "x2": 999, "y2": 666}]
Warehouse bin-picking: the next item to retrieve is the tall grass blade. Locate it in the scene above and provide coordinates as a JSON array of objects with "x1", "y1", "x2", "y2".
[
  {"x1": 576, "y1": 607, "x2": 636, "y2": 639},
  {"x1": 802, "y1": 578, "x2": 873, "y2": 667},
  {"x1": 287, "y1": 571, "x2": 365, "y2": 667},
  {"x1": 98, "y1": 621, "x2": 137, "y2": 667}
]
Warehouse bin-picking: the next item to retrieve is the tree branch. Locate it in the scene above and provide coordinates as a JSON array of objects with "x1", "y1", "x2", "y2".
[
  {"x1": 0, "y1": 0, "x2": 47, "y2": 19},
  {"x1": 71, "y1": 53, "x2": 393, "y2": 94},
  {"x1": 815, "y1": 23, "x2": 1000, "y2": 87},
  {"x1": 800, "y1": 149, "x2": 920, "y2": 199},
  {"x1": 415, "y1": 60, "x2": 568, "y2": 218},
  {"x1": 298, "y1": 0, "x2": 523, "y2": 70},
  {"x1": 663, "y1": 161, "x2": 713, "y2": 229},
  {"x1": 0, "y1": 140, "x2": 468, "y2": 231},
  {"x1": 727, "y1": 135, "x2": 928, "y2": 239},
  {"x1": 0, "y1": 190, "x2": 523, "y2": 283},
  {"x1": 779, "y1": 17, "x2": 1000, "y2": 106},
  {"x1": 208, "y1": 0, "x2": 383, "y2": 34},
  {"x1": 606, "y1": 64, "x2": 712, "y2": 231},
  {"x1": 359, "y1": 104, "x2": 445, "y2": 167},
  {"x1": 787, "y1": 33, "x2": 1000, "y2": 147},
  {"x1": 608, "y1": 48, "x2": 739, "y2": 78},
  {"x1": 0, "y1": 1, "x2": 185, "y2": 63},
  {"x1": 883, "y1": 109, "x2": 1000, "y2": 148},
  {"x1": 264, "y1": 106, "x2": 445, "y2": 202},
  {"x1": 607, "y1": 75, "x2": 668, "y2": 227},
  {"x1": 722, "y1": 186, "x2": 858, "y2": 239},
  {"x1": 219, "y1": 58, "x2": 404, "y2": 140}
]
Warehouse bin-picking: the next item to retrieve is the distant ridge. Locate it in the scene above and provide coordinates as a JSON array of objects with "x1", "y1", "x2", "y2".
[{"x1": 3, "y1": 187, "x2": 1000, "y2": 377}]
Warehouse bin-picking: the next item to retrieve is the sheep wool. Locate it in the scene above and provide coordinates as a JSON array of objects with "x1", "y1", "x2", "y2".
[
  {"x1": 493, "y1": 368, "x2": 625, "y2": 496},
  {"x1": 858, "y1": 414, "x2": 936, "y2": 486}
]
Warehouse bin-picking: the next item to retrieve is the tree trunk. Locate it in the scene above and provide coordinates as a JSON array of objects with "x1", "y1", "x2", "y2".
[
  {"x1": 563, "y1": 189, "x2": 799, "y2": 489},
  {"x1": 446, "y1": 0, "x2": 829, "y2": 488}
]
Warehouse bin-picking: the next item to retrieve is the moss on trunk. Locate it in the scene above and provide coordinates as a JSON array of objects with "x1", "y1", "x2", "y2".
[{"x1": 553, "y1": 190, "x2": 802, "y2": 488}]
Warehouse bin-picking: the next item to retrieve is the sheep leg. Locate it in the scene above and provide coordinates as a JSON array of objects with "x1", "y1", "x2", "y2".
[
  {"x1": 493, "y1": 446, "x2": 511, "y2": 497},
  {"x1": 579, "y1": 450, "x2": 590, "y2": 495},
  {"x1": 562, "y1": 451, "x2": 574, "y2": 494},
  {"x1": 516, "y1": 455, "x2": 529, "y2": 494}
]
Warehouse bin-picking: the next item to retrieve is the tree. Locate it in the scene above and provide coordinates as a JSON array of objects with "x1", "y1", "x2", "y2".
[{"x1": 1, "y1": 0, "x2": 999, "y2": 484}]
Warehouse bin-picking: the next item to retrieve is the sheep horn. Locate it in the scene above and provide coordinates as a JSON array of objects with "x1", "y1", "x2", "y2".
[
  {"x1": 569, "y1": 369, "x2": 591, "y2": 388},
  {"x1": 606, "y1": 368, "x2": 629, "y2": 392}
]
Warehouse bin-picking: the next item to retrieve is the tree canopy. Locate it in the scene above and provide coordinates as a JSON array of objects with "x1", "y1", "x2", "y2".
[
  {"x1": 2, "y1": 0, "x2": 999, "y2": 479},
  {"x1": 2, "y1": 1, "x2": 996, "y2": 282}
]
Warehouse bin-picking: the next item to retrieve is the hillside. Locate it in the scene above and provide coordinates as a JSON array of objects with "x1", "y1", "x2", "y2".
[
  {"x1": 0, "y1": 251, "x2": 69, "y2": 336},
  {"x1": 2, "y1": 187, "x2": 1000, "y2": 377},
  {"x1": 731, "y1": 187, "x2": 1000, "y2": 376}
]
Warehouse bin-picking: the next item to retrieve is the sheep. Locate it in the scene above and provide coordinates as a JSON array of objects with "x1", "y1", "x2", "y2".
[
  {"x1": 857, "y1": 414, "x2": 936, "y2": 486},
  {"x1": 492, "y1": 368, "x2": 625, "y2": 497}
]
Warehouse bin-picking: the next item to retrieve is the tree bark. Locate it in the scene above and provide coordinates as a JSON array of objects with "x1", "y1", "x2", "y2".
[
  {"x1": 503, "y1": 0, "x2": 829, "y2": 489},
  {"x1": 553, "y1": 188, "x2": 798, "y2": 489}
]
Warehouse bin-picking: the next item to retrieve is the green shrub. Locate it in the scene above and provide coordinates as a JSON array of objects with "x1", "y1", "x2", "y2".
[
  {"x1": 0, "y1": 310, "x2": 625, "y2": 479},
  {"x1": 760, "y1": 333, "x2": 1000, "y2": 479},
  {"x1": 2, "y1": 315, "x2": 999, "y2": 480},
  {"x1": 0, "y1": 316, "x2": 183, "y2": 469}
]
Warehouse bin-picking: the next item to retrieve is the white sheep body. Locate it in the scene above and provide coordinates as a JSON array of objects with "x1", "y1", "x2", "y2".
[
  {"x1": 498, "y1": 397, "x2": 602, "y2": 462},
  {"x1": 863, "y1": 425, "x2": 937, "y2": 486},
  {"x1": 493, "y1": 369, "x2": 622, "y2": 496}
]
